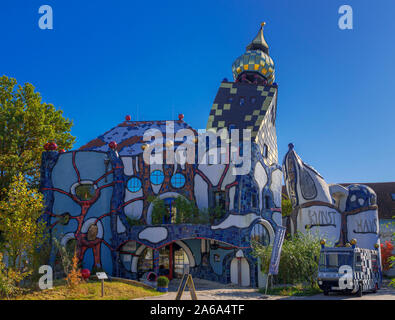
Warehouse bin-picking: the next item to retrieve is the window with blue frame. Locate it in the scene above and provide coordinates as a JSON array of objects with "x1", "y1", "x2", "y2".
[
  {"x1": 171, "y1": 173, "x2": 186, "y2": 188},
  {"x1": 127, "y1": 177, "x2": 142, "y2": 193},
  {"x1": 150, "y1": 170, "x2": 164, "y2": 185}
]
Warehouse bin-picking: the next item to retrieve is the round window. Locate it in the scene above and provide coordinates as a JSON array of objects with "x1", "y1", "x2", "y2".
[
  {"x1": 171, "y1": 173, "x2": 186, "y2": 188},
  {"x1": 150, "y1": 170, "x2": 165, "y2": 185},
  {"x1": 127, "y1": 177, "x2": 142, "y2": 193}
]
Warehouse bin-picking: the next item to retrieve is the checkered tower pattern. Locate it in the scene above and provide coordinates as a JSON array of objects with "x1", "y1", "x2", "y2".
[
  {"x1": 232, "y1": 50, "x2": 275, "y2": 85},
  {"x1": 206, "y1": 80, "x2": 278, "y2": 164}
]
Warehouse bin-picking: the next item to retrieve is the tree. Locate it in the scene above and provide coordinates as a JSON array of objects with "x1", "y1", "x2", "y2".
[
  {"x1": 0, "y1": 75, "x2": 75, "y2": 197},
  {"x1": 281, "y1": 195, "x2": 293, "y2": 217},
  {"x1": 0, "y1": 173, "x2": 47, "y2": 280}
]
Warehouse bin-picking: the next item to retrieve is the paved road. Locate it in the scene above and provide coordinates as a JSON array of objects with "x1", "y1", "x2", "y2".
[{"x1": 136, "y1": 278, "x2": 395, "y2": 300}]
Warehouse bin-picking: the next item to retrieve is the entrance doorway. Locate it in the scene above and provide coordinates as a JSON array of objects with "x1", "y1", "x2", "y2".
[
  {"x1": 230, "y1": 257, "x2": 250, "y2": 286},
  {"x1": 137, "y1": 242, "x2": 190, "y2": 280}
]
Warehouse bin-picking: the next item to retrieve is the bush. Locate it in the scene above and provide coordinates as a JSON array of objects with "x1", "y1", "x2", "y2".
[
  {"x1": 157, "y1": 276, "x2": 169, "y2": 287},
  {"x1": 0, "y1": 253, "x2": 23, "y2": 299},
  {"x1": 149, "y1": 197, "x2": 168, "y2": 224},
  {"x1": 252, "y1": 232, "x2": 321, "y2": 288},
  {"x1": 66, "y1": 252, "x2": 82, "y2": 288},
  {"x1": 251, "y1": 241, "x2": 272, "y2": 274},
  {"x1": 381, "y1": 241, "x2": 394, "y2": 271}
]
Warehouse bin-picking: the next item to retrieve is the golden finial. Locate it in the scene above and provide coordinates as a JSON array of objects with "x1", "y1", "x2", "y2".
[{"x1": 261, "y1": 22, "x2": 266, "y2": 27}]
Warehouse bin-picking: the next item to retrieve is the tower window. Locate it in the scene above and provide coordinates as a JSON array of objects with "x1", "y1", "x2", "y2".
[
  {"x1": 263, "y1": 144, "x2": 268, "y2": 158},
  {"x1": 239, "y1": 97, "x2": 245, "y2": 106},
  {"x1": 391, "y1": 193, "x2": 395, "y2": 201},
  {"x1": 250, "y1": 97, "x2": 257, "y2": 104}
]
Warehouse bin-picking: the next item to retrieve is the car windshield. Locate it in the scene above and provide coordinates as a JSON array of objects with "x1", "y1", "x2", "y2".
[{"x1": 319, "y1": 251, "x2": 353, "y2": 272}]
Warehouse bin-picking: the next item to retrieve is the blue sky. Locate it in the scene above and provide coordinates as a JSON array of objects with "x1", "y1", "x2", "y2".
[{"x1": 1, "y1": 0, "x2": 394, "y2": 183}]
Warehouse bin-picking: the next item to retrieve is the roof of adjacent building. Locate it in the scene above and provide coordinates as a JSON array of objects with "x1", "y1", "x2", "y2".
[
  {"x1": 206, "y1": 80, "x2": 277, "y2": 139},
  {"x1": 79, "y1": 120, "x2": 196, "y2": 156},
  {"x1": 340, "y1": 182, "x2": 395, "y2": 220},
  {"x1": 282, "y1": 182, "x2": 395, "y2": 219}
]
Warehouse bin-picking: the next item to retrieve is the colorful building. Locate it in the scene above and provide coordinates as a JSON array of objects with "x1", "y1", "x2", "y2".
[{"x1": 40, "y1": 23, "x2": 283, "y2": 287}]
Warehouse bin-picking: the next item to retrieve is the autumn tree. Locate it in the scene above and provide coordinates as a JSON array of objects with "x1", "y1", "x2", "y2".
[
  {"x1": 0, "y1": 173, "x2": 47, "y2": 280},
  {"x1": 0, "y1": 75, "x2": 75, "y2": 198}
]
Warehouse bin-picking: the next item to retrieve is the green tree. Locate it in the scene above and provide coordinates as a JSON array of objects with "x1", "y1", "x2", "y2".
[
  {"x1": 281, "y1": 196, "x2": 293, "y2": 217},
  {"x1": 0, "y1": 75, "x2": 75, "y2": 197},
  {"x1": 0, "y1": 173, "x2": 47, "y2": 281}
]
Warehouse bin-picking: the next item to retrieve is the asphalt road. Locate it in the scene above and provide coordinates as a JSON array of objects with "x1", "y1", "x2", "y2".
[{"x1": 137, "y1": 278, "x2": 395, "y2": 300}]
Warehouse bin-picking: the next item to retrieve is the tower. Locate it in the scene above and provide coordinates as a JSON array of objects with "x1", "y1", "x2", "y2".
[{"x1": 206, "y1": 23, "x2": 279, "y2": 166}]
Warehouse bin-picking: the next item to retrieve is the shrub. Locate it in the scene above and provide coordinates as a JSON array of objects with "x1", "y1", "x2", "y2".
[
  {"x1": 380, "y1": 241, "x2": 394, "y2": 271},
  {"x1": 157, "y1": 276, "x2": 169, "y2": 287},
  {"x1": 252, "y1": 232, "x2": 321, "y2": 288},
  {"x1": 0, "y1": 253, "x2": 23, "y2": 299},
  {"x1": 149, "y1": 197, "x2": 168, "y2": 224},
  {"x1": 251, "y1": 241, "x2": 272, "y2": 274},
  {"x1": 66, "y1": 252, "x2": 82, "y2": 288}
]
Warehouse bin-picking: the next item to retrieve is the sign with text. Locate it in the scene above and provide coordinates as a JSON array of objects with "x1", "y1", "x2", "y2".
[{"x1": 96, "y1": 272, "x2": 108, "y2": 280}]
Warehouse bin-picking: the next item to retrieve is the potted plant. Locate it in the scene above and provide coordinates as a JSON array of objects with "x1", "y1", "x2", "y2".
[{"x1": 156, "y1": 276, "x2": 169, "y2": 292}]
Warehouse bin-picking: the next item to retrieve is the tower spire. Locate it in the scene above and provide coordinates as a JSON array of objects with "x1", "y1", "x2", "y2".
[{"x1": 246, "y1": 22, "x2": 269, "y2": 54}]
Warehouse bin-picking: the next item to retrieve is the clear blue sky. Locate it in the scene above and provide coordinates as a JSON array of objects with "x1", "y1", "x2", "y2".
[{"x1": 1, "y1": 0, "x2": 394, "y2": 183}]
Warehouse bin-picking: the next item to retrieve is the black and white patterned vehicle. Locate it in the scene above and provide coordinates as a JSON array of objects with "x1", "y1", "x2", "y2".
[{"x1": 317, "y1": 244, "x2": 382, "y2": 296}]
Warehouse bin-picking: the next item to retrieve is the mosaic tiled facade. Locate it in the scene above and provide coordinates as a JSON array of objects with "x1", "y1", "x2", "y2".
[
  {"x1": 283, "y1": 144, "x2": 380, "y2": 250},
  {"x1": 40, "y1": 24, "x2": 282, "y2": 287}
]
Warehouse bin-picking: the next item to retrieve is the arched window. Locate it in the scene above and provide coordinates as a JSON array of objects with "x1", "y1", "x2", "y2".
[
  {"x1": 150, "y1": 170, "x2": 164, "y2": 185},
  {"x1": 250, "y1": 224, "x2": 270, "y2": 246}
]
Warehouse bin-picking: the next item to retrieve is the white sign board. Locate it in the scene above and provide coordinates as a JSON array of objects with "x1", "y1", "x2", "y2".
[{"x1": 96, "y1": 272, "x2": 108, "y2": 280}]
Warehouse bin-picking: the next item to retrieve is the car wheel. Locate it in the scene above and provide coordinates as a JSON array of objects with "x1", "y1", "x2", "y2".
[
  {"x1": 324, "y1": 289, "x2": 329, "y2": 296},
  {"x1": 357, "y1": 285, "x2": 363, "y2": 297}
]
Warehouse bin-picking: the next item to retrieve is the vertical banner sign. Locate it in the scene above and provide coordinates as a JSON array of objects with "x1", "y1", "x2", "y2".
[{"x1": 269, "y1": 226, "x2": 286, "y2": 275}]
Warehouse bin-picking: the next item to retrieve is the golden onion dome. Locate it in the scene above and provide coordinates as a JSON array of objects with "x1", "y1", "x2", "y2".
[{"x1": 232, "y1": 23, "x2": 275, "y2": 84}]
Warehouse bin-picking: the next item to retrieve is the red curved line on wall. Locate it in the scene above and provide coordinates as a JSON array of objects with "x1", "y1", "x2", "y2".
[
  {"x1": 41, "y1": 187, "x2": 75, "y2": 199},
  {"x1": 120, "y1": 196, "x2": 145, "y2": 209},
  {"x1": 94, "y1": 170, "x2": 114, "y2": 185},
  {"x1": 72, "y1": 151, "x2": 81, "y2": 182},
  {"x1": 195, "y1": 170, "x2": 213, "y2": 188}
]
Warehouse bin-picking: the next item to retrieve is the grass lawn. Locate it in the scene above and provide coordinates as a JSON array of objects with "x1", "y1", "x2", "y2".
[
  {"x1": 259, "y1": 284, "x2": 322, "y2": 297},
  {"x1": 12, "y1": 279, "x2": 163, "y2": 300}
]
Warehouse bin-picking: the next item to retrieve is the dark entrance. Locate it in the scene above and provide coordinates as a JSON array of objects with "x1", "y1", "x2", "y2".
[{"x1": 137, "y1": 242, "x2": 190, "y2": 280}]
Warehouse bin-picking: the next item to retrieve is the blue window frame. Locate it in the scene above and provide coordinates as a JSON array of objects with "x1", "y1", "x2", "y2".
[
  {"x1": 127, "y1": 177, "x2": 142, "y2": 193},
  {"x1": 171, "y1": 173, "x2": 186, "y2": 188},
  {"x1": 150, "y1": 170, "x2": 164, "y2": 185}
]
